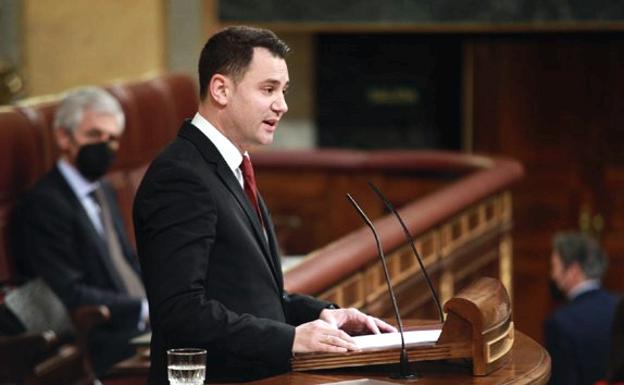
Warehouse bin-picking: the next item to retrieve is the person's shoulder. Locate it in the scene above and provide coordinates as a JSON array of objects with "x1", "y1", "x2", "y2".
[
  {"x1": 548, "y1": 288, "x2": 618, "y2": 327},
  {"x1": 12, "y1": 168, "x2": 72, "y2": 228},
  {"x1": 154, "y1": 129, "x2": 211, "y2": 165},
  {"x1": 136, "y1": 138, "x2": 215, "y2": 198},
  {"x1": 548, "y1": 299, "x2": 585, "y2": 326},
  {"x1": 546, "y1": 306, "x2": 567, "y2": 326},
  {"x1": 19, "y1": 167, "x2": 67, "y2": 207},
  {"x1": 26, "y1": 166, "x2": 61, "y2": 190},
  {"x1": 598, "y1": 287, "x2": 619, "y2": 302},
  {"x1": 143, "y1": 139, "x2": 206, "y2": 182},
  {"x1": 578, "y1": 287, "x2": 620, "y2": 307}
]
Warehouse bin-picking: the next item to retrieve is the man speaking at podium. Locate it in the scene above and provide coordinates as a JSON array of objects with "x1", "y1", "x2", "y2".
[{"x1": 133, "y1": 26, "x2": 395, "y2": 383}]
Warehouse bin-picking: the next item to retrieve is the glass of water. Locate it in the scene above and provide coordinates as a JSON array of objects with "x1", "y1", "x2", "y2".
[{"x1": 167, "y1": 348, "x2": 206, "y2": 385}]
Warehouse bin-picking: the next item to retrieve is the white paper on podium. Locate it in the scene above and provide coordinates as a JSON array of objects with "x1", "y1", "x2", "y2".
[{"x1": 352, "y1": 329, "x2": 442, "y2": 350}]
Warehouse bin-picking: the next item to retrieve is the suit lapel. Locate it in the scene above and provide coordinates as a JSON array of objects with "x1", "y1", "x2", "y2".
[
  {"x1": 258, "y1": 193, "x2": 283, "y2": 289},
  {"x1": 178, "y1": 122, "x2": 281, "y2": 288},
  {"x1": 52, "y1": 168, "x2": 127, "y2": 292}
]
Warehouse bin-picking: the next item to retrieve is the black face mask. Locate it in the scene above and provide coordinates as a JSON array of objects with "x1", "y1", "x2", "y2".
[
  {"x1": 76, "y1": 142, "x2": 115, "y2": 181},
  {"x1": 548, "y1": 279, "x2": 567, "y2": 303}
]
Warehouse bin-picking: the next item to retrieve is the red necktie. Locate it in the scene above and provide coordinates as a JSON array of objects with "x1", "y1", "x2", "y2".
[{"x1": 241, "y1": 155, "x2": 264, "y2": 226}]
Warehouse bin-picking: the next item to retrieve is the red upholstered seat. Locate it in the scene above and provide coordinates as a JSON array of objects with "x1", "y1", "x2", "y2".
[
  {"x1": 0, "y1": 73, "x2": 198, "y2": 384},
  {"x1": 0, "y1": 108, "x2": 47, "y2": 284}
]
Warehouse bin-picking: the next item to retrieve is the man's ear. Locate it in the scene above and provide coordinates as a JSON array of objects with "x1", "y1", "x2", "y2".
[
  {"x1": 209, "y1": 74, "x2": 230, "y2": 106},
  {"x1": 565, "y1": 261, "x2": 586, "y2": 283},
  {"x1": 54, "y1": 127, "x2": 72, "y2": 152}
]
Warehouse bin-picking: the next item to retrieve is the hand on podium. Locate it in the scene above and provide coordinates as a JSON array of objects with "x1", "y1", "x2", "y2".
[
  {"x1": 292, "y1": 319, "x2": 358, "y2": 354},
  {"x1": 319, "y1": 308, "x2": 397, "y2": 336},
  {"x1": 292, "y1": 308, "x2": 398, "y2": 355}
]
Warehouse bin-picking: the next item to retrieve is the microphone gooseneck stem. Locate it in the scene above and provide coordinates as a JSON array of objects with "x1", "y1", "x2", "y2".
[
  {"x1": 367, "y1": 181, "x2": 445, "y2": 323},
  {"x1": 346, "y1": 194, "x2": 411, "y2": 378}
]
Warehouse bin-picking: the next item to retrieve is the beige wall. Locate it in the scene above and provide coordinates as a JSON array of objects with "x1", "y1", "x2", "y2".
[
  {"x1": 23, "y1": 0, "x2": 166, "y2": 96},
  {"x1": 278, "y1": 32, "x2": 314, "y2": 120},
  {"x1": 271, "y1": 32, "x2": 317, "y2": 148}
]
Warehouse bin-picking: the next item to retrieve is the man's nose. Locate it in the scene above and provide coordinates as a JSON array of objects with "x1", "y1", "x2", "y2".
[
  {"x1": 272, "y1": 94, "x2": 288, "y2": 114},
  {"x1": 101, "y1": 135, "x2": 120, "y2": 150}
]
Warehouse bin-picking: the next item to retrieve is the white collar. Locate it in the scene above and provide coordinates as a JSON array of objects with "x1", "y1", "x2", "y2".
[
  {"x1": 57, "y1": 158, "x2": 100, "y2": 199},
  {"x1": 568, "y1": 279, "x2": 600, "y2": 300},
  {"x1": 191, "y1": 113, "x2": 243, "y2": 174}
]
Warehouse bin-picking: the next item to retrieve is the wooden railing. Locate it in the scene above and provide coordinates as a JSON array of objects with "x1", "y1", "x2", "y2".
[{"x1": 253, "y1": 150, "x2": 524, "y2": 320}]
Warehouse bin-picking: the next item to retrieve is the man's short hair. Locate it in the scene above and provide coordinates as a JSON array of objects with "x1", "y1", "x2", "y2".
[
  {"x1": 53, "y1": 87, "x2": 125, "y2": 134},
  {"x1": 198, "y1": 25, "x2": 290, "y2": 100},
  {"x1": 552, "y1": 232, "x2": 608, "y2": 280}
]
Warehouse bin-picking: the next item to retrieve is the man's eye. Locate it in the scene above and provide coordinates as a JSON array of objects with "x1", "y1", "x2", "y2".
[{"x1": 264, "y1": 87, "x2": 274, "y2": 94}]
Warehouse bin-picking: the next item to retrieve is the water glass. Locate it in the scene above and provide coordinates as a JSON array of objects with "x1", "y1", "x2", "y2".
[{"x1": 167, "y1": 348, "x2": 206, "y2": 385}]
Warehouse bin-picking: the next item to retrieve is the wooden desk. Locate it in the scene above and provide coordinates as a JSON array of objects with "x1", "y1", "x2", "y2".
[{"x1": 109, "y1": 331, "x2": 549, "y2": 385}]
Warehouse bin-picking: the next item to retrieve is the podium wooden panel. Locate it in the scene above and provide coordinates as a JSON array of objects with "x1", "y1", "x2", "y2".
[
  {"x1": 109, "y1": 330, "x2": 549, "y2": 385},
  {"x1": 292, "y1": 278, "x2": 514, "y2": 376},
  {"x1": 214, "y1": 332, "x2": 549, "y2": 385}
]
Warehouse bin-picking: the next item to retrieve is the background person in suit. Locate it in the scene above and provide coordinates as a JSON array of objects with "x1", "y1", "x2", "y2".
[
  {"x1": 133, "y1": 25, "x2": 395, "y2": 384},
  {"x1": 545, "y1": 232, "x2": 619, "y2": 385},
  {"x1": 13, "y1": 87, "x2": 149, "y2": 375},
  {"x1": 597, "y1": 297, "x2": 624, "y2": 385}
]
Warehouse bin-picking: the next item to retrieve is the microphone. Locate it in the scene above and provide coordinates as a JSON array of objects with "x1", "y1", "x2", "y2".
[
  {"x1": 367, "y1": 181, "x2": 445, "y2": 323},
  {"x1": 346, "y1": 193, "x2": 419, "y2": 381}
]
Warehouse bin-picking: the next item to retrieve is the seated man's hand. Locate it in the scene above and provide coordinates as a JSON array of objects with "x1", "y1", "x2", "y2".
[
  {"x1": 319, "y1": 308, "x2": 397, "y2": 335},
  {"x1": 292, "y1": 319, "x2": 358, "y2": 354}
]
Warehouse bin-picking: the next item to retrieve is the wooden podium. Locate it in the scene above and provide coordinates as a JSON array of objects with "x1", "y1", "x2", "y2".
[
  {"x1": 111, "y1": 278, "x2": 550, "y2": 384},
  {"x1": 223, "y1": 331, "x2": 549, "y2": 384},
  {"x1": 292, "y1": 278, "x2": 519, "y2": 376}
]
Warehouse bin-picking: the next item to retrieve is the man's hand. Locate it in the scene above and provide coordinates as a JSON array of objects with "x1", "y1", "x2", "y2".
[
  {"x1": 319, "y1": 308, "x2": 397, "y2": 335},
  {"x1": 292, "y1": 319, "x2": 358, "y2": 354}
]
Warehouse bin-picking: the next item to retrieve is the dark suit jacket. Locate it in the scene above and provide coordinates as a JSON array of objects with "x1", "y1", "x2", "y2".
[
  {"x1": 133, "y1": 121, "x2": 330, "y2": 384},
  {"x1": 545, "y1": 287, "x2": 619, "y2": 385},
  {"x1": 12, "y1": 166, "x2": 144, "y2": 373}
]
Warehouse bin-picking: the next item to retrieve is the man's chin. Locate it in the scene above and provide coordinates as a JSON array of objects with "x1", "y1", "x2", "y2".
[{"x1": 259, "y1": 134, "x2": 275, "y2": 146}]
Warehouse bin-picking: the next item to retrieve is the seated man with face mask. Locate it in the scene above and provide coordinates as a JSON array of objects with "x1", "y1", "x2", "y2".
[{"x1": 12, "y1": 87, "x2": 148, "y2": 375}]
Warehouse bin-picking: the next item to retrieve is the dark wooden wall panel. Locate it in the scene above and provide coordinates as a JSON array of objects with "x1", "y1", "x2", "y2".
[{"x1": 471, "y1": 34, "x2": 624, "y2": 342}]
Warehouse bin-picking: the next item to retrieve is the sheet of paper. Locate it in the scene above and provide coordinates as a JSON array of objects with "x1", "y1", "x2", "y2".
[{"x1": 353, "y1": 329, "x2": 441, "y2": 350}]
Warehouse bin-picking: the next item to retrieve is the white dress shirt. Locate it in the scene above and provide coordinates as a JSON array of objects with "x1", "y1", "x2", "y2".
[
  {"x1": 568, "y1": 279, "x2": 600, "y2": 301},
  {"x1": 191, "y1": 113, "x2": 247, "y2": 187},
  {"x1": 57, "y1": 159, "x2": 103, "y2": 233}
]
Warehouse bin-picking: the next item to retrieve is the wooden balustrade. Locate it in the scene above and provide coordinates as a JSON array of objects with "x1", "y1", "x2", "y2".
[{"x1": 252, "y1": 150, "x2": 524, "y2": 320}]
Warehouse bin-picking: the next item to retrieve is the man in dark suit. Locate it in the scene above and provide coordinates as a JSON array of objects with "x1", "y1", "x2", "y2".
[
  {"x1": 133, "y1": 26, "x2": 395, "y2": 384},
  {"x1": 13, "y1": 87, "x2": 149, "y2": 375},
  {"x1": 545, "y1": 232, "x2": 619, "y2": 385}
]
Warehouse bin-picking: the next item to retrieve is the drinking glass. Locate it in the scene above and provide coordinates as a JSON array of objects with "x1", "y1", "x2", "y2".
[{"x1": 167, "y1": 348, "x2": 206, "y2": 385}]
